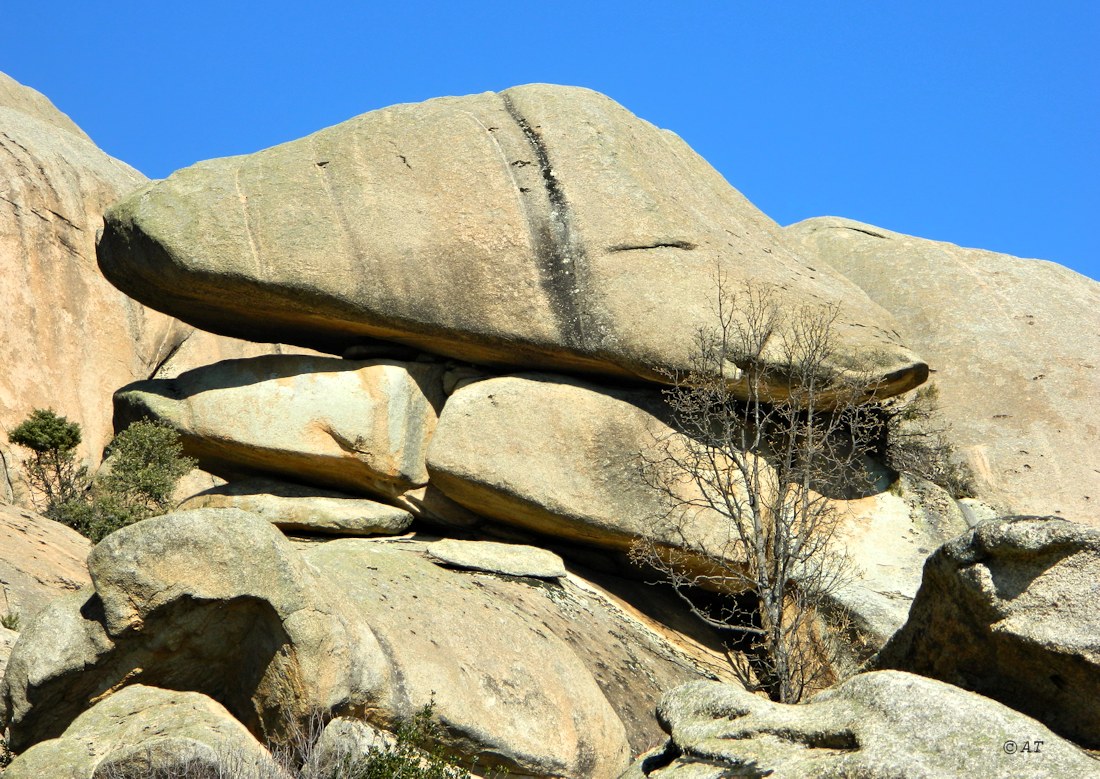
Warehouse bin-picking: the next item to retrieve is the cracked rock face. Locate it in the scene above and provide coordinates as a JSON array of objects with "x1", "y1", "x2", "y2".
[
  {"x1": 874, "y1": 516, "x2": 1100, "y2": 750},
  {"x1": 624, "y1": 672, "x2": 1099, "y2": 778},
  {"x1": 97, "y1": 84, "x2": 926, "y2": 401}
]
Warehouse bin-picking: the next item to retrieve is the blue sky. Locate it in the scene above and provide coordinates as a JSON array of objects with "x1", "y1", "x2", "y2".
[{"x1": 3, "y1": 2, "x2": 1097, "y2": 280}]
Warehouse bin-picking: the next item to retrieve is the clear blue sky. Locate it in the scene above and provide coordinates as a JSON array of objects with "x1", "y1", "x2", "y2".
[{"x1": 4, "y1": 2, "x2": 1097, "y2": 280}]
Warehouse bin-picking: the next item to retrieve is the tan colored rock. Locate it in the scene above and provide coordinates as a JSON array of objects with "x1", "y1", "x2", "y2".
[
  {"x1": 628, "y1": 672, "x2": 1099, "y2": 778},
  {"x1": 114, "y1": 355, "x2": 446, "y2": 508},
  {"x1": 180, "y1": 477, "x2": 413, "y2": 536},
  {"x1": 3, "y1": 684, "x2": 278, "y2": 779},
  {"x1": 98, "y1": 85, "x2": 926, "y2": 400},
  {"x1": 305, "y1": 539, "x2": 629, "y2": 777},
  {"x1": 0, "y1": 71, "x2": 296, "y2": 501},
  {"x1": 0, "y1": 624, "x2": 16, "y2": 681},
  {"x1": 0, "y1": 504, "x2": 91, "y2": 623},
  {"x1": 1, "y1": 509, "x2": 390, "y2": 751},
  {"x1": 426, "y1": 538, "x2": 566, "y2": 578},
  {"x1": 786, "y1": 217, "x2": 1100, "y2": 522},
  {"x1": 875, "y1": 516, "x2": 1100, "y2": 749},
  {"x1": 831, "y1": 475, "x2": 970, "y2": 646},
  {"x1": 426, "y1": 374, "x2": 736, "y2": 563}
]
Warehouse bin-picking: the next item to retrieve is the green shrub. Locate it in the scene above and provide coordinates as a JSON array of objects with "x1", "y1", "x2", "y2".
[
  {"x1": 7, "y1": 408, "x2": 87, "y2": 514},
  {"x1": 0, "y1": 610, "x2": 20, "y2": 631},
  {"x1": 8, "y1": 412, "x2": 195, "y2": 543}
]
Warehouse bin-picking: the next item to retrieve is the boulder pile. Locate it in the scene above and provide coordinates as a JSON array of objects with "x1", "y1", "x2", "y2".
[{"x1": 3, "y1": 77, "x2": 1098, "y2": 777}]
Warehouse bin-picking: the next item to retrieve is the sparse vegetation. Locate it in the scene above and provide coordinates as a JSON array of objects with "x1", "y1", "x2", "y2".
[
  {"x1": 7, "y1": 408, "x2": 86, "y2": 516},
  {"x1": 875, "y1": 384, "x2": 977, "y2": 498},
  {"x1": 0, "y1": 611, "x2": 20, "y2": 631},
  {"x1": 631, "y1": 281, "x2": 876, "y2": 704},
  {"x1": 7, "y1": 412, "x2": 195, "y2": 543},
  {"x1": 85, "y1": 704, "x2": 488, "y2": 779}
]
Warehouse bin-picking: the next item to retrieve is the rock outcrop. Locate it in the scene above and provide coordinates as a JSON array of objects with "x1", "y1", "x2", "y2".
[
  {"x1": 0, "y1": 504, "x2": 91, "y2": 623},
  {"x1": 1, "y1": 509, "x2": 390, "y2": 751},
  {"x1": 875, "y1": 516, "x2": 1100, "y2": 749},
  {"x1": 624, "y1": 672, "x2": 1099, "y2": 778},
  {"x1": 787, "y1": 217, "x2": 1100, "y2": 523},
  {"x1": 114, "y1": 355, "x2": 446, "y2": 509},
  {"x1": 0, "y1": 71, "x2": 291, "y2": 498},
  {"x1": 427, "y1": 373, "x2": 730, "y2": 556},
  {"x1": 97, "y1": 84, "x2": 926, "y2": 401},
  {"x1": 2, "y1": 684, "x2": 278, "y2": 779},
  {"x1": 2, "y1": 511, "x2": 730, "y2": 776},
  {"x1": 179, "y1": 476, "x2": 413, "y2": 536}
]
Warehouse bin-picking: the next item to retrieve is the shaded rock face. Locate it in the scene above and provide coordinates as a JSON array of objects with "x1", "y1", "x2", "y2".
[
  {"x1": 624, "y1": 672, "x2": 1099, "y2": 778},
  {"x1": 875, "y1": 516, "x2": 1100, "y2": 749},
  {"x1": 0, "y1": 504, "x2": 91, "y2": 623},
  {"x1": 0, "y1": 509, "x2": 390, "y2": 752},
  {"x1": 114, "y1": 355, "x2": 446, "y2": 509},
  {"x1": 0, "y1": 71, "x2": 290, "y2": 497},
  {"x1": 179, "y1": 476, "x2": 413, "y2": 536},
  {"x1": 98, "y1": 84, "x2": 926, "y2": 400},
  {"x1": 3, "y1": 684, "x2": 277, "y2": 779},
  {"x1": 787, "y1": 217, "x2": 1100, "y2": 523}
]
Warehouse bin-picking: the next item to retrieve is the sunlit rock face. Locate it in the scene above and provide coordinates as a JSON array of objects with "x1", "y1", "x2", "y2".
[{"x1": 98, "y1": 84, "x2": 926, "y2": 401}]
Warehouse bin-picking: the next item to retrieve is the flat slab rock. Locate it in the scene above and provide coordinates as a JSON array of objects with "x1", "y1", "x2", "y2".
[
  {"x1": 425, "y1": 538, "x2": 567, "y2": 578},
  {"x1": 179, "y1": 477, "x2": 413, "y2": 536},
  {"x1": 0, "y1": 504, "x2": 90, "y2": 623},
  {"x1": 98, "y1": 84, "x2": 926, "y2": 401}
]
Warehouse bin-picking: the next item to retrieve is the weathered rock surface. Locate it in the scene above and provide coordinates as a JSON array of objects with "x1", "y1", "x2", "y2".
[
  {"x1": 179, "y1": 477, "x2": 413, "y2": 536},
  {"x1": 305, "y1": 540, "x2": 632, "y2": 777},
  {"x1": 0, "y1": 625, "x2": 17, "y2": 681},
  {"x1": 98, "y1": 84, "x2": 926, "y2": 400},
  {"x1": 426, "y1": 538, "x2": 567, "y2": 579},
  {"x1": 787, "y1": 217, "x2": 1100, "y2": 522},
  {"x1": 114, "y1": 355, "x2": 446, "y2": 508},
  {"x1": 3, "y1": 684, "x2": 278, "y2": 779},
  {"x1": 0, "y1": 504, "x2": 91, "y2": 623},
  {"x1": 830, "y1": 475, "x2": 970, "y2": 647},
  {"x1": 875, "y1": 516, "x2": 1100, "y2": 749},
  {"x1": 1, "y1": 509, "x2": 390, "y2": 751},
  {"x1": 427, "y1": 374, "x2": 732, "y2": 557},
  {"x1": 624, "y1": 672, "x2": 1099, "y2": 778},
  {"x1": 0, "y1": 71, "x2": 289, "y2": 497}
]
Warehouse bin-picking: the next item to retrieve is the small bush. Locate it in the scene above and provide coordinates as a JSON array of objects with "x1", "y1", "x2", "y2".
[
  {"x1": 7, "y1": 412, "x2": 195, "y2": 543},
  {"x1": 7, "y1": 408, "x2": 86, "y2": 514},
  {"x1": 0, "y1": 611, "x2": 20, "y2": 631},
  {"x1": 877, "y1": 385, "x2": 976, "y2": 498}
]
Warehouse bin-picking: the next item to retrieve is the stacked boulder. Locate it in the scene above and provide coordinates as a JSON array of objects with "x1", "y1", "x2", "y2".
[{"x1": 5, "y1": 82, "x2": 1099, "y2": 777}]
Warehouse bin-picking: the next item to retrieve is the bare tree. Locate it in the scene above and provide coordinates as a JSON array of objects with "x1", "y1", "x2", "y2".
[{"x1": 631, "y1": 280, "x2": 883, "y2": 703}]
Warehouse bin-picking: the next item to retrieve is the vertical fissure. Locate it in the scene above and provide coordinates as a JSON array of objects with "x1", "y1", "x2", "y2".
[{"x1": 500, "y1": 94, "x2": 588, "y2": 350}]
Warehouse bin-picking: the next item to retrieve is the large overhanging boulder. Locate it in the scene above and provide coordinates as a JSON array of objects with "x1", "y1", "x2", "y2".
[
  {"x1": 0, "y1": 509, "x2": 391, "y2": 751},
  {"x1": 97, "y1": 84, "x2": 926, "y2": 401},
  {"x1": 0, "y1": 70, "x2": 294, "y2": 491}
]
